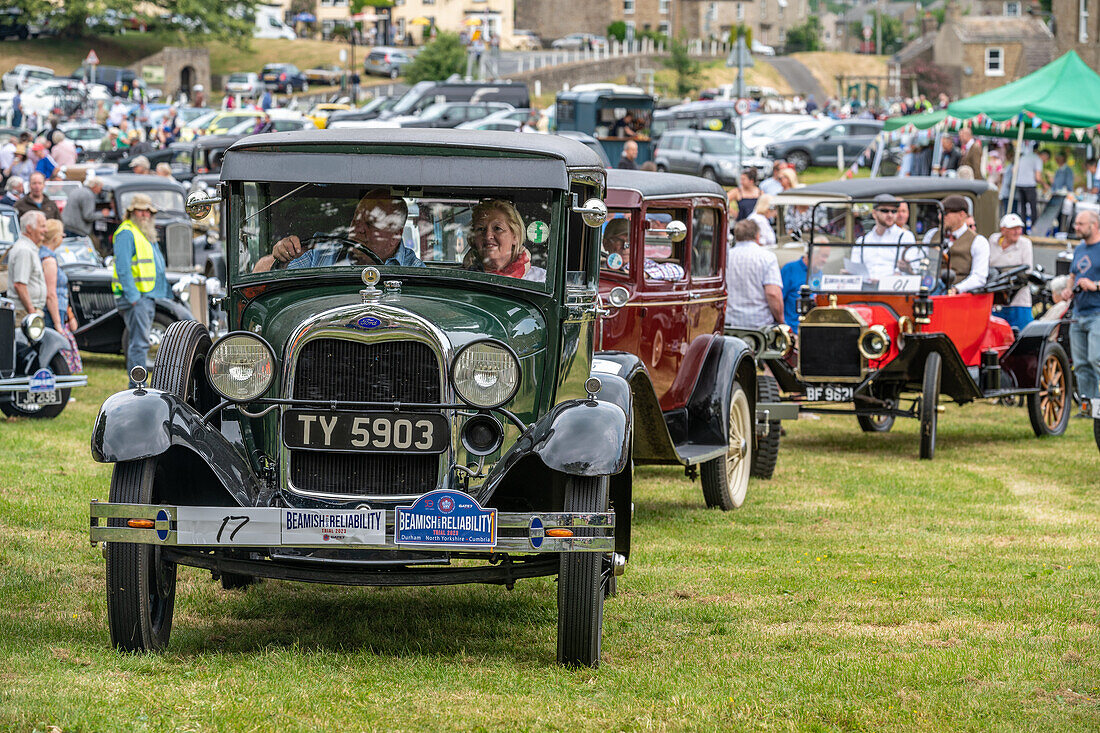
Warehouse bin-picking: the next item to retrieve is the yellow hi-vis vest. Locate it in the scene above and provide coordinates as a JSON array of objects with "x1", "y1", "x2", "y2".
[{"x1": 111, "y1": 220, "x2": 157, "y2": 297}]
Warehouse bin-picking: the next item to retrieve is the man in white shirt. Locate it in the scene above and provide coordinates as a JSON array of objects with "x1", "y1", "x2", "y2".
[
  {"x1": 1013, "y1": 143, "x2": 1043, "y2": 228},
  {"x1": 850, "y1": 194, "x2": 915, "y2": 281},
  {"x1": 939, "y1": 194, "x2": 988, "y2": 293},
  {"x1": 9, "y1": 210, "x2": 47, "y2": 320},
  {"x1": 725, "y1": 218, "x2": 783, "y2": 328},
  {"x1": 107, "y1": 99, "x2": 129, "y2": 128}
]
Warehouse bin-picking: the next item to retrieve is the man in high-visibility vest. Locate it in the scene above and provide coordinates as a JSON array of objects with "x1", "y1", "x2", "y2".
[{"x1": 112, "y1": 193, "x2": 168, "y2": 386}]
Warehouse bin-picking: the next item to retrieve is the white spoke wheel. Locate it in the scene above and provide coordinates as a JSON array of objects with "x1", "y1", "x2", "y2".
[
  {"x1": 557, "y1": 475, "x2": 608, "y2": 668},
  {"x1": 919, "y1": 352, "x2": 941, "y2": 460},
  {"x1": 701, "y1": 380, "x2": 752, "y2": 509},
  {"x1": 1027, "y1": 344, "x2": 1071, "y2": 437}
]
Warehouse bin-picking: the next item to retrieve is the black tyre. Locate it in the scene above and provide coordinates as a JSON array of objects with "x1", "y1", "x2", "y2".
[
  {"x1": 1093, "y1": 416, "x2": 1100, "y2": 454},
  {"x1": 0, "y1": 352, "x2": 71, "y2": 419},
  {"x1": 557, "y1": 475, "x2": 608, "y2": 668},
  {"x1": 1027, "y1": 344, "x2": 1071, "y2": 437},
  {"x1": 120, "y1": 310, "x2": 178, "y2": 369},
  {"x1": 919, "y1": 352, "x2": 941, "y2": 460},
  {"x1": 219, "y1": 572, "x2": 257, "y2": 591},
  {"x1": 656, "y1": 163, "x2": 668, "y2": 172},
  {"x1": 751, "y1": 375, "x2": 781, "y2": 479},
  {"x1": 701, "y1": 167, "x2": 717, "y2": 181},
  {"x1": 856, "y1": 412, "x2": 895, "y2": 432},
  {"x1": 389, "y1": 68, "x2": 399, "y2": 79},
  {"x1": 701, "y1": 380, "x2": 752, "y2": 509},
  {"x1": 106, "y1": 459, "x2": 175, "y2": 651},
  {"x1": 787, "y1": 150, "x2": 811, "y2": 172}
]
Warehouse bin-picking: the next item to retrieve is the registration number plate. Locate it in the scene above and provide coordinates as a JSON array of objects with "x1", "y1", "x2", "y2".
[
  {"x1": 282, "y1": 409, "x2": 449, "y2": 453},
  {"x1": 14, "y1": 390, "x2": 59, "y2": 407},
  {"x1": 805, "y1": 384, "x2": 854, "y2": 402}
]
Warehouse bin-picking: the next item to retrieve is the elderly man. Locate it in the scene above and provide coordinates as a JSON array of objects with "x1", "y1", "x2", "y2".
[
  {"x1": 850, "y1": 193, "x2": 915, "y2": 282},
  {"x1": 725, "y1": 218, "x2": 783, "y2": 329},
  {"x1": 617, "y1": 140, "x2": 638, "y2": 170},
  {"x1": 128, "y1": 155, "x2": 152, "y2": 175},
  {"x1": 987, "y1": 213, "x2": 1033, "y2": 331},
  {"x1": 9, "y1": 210, "x2": 48, "y2": 320},
  {"x1": 1063, "y1": 210, "x2": 1100, "y2": 411},
  {"x1": 958, "y1": 128, "x2": 983, "y2": 180},
  {"x1": 935, "y1": 194, "x2": 989, "y2": 293},
  {"x1": 62, "y1": 173, "x2": 104, "y2": 241},
  {"x1": 15, "y1": 172, "x2": 60, "y2": 221},
  {"x1": 0, "y1": 176, "x2": 22, "y2": 207},
  {"x1": 51, "y1": 131, "x2": 77, "y2": 167},
  {"x1": 254, "y1": 190, "x2": 423, "y2": 272},
  {"x1": 112, "y1": 193, "x2": 170, "y2": 385}
]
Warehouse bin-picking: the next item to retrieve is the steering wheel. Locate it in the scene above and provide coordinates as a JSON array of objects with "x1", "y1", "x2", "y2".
[{"x1": 272, "y1": 234, "x2": 384, "y2": 269}]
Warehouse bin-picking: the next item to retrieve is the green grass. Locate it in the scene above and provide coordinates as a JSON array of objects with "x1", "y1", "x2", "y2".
[{"x1": 1, "y1": 354, "x2": 1099, "y2": 730}]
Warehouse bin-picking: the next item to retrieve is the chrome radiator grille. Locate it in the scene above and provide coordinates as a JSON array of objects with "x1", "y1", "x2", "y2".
[{"x1": 289, "y1": 337, "x2": 443, "y2": 497}]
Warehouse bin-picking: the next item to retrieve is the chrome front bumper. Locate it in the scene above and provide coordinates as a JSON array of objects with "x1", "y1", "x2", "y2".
[
  {"x1": 0, "y1": 374, "x2": 87, "y2": 393},
  {"x1": 90, "y1": 502, "x2": 615, "y2": 553}
]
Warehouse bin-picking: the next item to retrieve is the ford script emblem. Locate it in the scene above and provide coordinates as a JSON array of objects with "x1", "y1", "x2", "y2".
[{"x1": 357, "y1": 316, "x2": 382, "y2": 329}]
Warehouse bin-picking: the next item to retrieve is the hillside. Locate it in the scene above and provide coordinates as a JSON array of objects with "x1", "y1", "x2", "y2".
[{"x1": 789, "y1": 52, "x2": 889, "y2": 101}]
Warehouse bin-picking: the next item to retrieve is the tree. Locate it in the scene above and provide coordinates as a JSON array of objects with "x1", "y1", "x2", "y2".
[
  {"x1": 606, "y1": 21, "x2": 627, "y2": 42},
  {"x1": 727, "y1": 24, "x2": 752, "y2": 48},
  {"x1": 786, "y1": 18, "x2": 822, "y2": 52},
  {"x1": 662, "y1": 35, "x2": 701, "y2": 97},
  {"x1": 901, "y1": 59, "x2": 953, "y2": 100},
  {"x1": 404, "y1": 32, "x2": 466, "y2": 84},
  {"x1": 17, "y1": 0, "x2": 260, "y2": 41},
  {"x1": 848, "y1": 12, "x2": 907, "y2": 54}
]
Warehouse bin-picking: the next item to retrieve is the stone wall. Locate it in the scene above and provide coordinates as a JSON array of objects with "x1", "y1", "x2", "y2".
[
  {"x1": 506, "y1": 53, "x2": 722, "y2": 96},
  {"x1": 127, "y1": 47, "x2": 211, "y2": 102},
  {"x1": 514, "y1": 0, "x2": 613, "y2": 42}
]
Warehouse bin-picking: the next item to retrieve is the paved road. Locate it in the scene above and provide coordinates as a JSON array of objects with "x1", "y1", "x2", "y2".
[{"x1": 762, "y1": 56, "x2": 826, "y2": 101}]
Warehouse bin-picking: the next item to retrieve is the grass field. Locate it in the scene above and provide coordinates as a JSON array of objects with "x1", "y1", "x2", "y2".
[{"x1": 1, "y1": 353, "x2": 1098, "y2": 730}]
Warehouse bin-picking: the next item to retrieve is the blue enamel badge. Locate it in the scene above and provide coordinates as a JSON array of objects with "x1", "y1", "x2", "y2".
[
  {"x1": 28, "y1": 368, "x2": 55, "y2": 393},
  {"x1": 396, "y1": 490, "x2": 497, "y2": 549},
  {"x1": 356, "y1": 316, "x2": 382, "y2": 329}
]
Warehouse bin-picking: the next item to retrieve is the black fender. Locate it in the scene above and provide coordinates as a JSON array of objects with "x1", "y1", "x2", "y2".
[
  {"x1": 154, "y1": 297, "x2": 194, "y2": 324},
  {"x1": 686, "y1": 334, "x2": 757, "y2": 448},
  {"x1": 204, "y1": 252, "x2": 227, "y2": 282},
  {"x1": 875, "y1": 333, "x2": 983, "y2": 403},
  {"x1": 532, "y1": 398, "x2": 631, "y2": 475},
  {"x1": 16, "y1": 327, "x2": 70, "y2": 372},
  {"x1": 90, "y1": 388, "x2": 258, "y2": 506},
  {"x1": 1000, "y1": 319, "x2": 1065, "y2": 390}
]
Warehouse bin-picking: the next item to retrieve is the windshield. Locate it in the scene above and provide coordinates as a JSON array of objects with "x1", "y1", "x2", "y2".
[
  {"x1": 120, "y1": 189, "x2": 185, "y2": 213},
  {"x1": 701, "y1": 135, "x2": 752, "y2": 155},
  {"x1": 807, "y1": 243, "x2": 942, "y2": 293},
  {"x1": 234, "y1": 183, "x2": 558, "y2": 290},
  {"x1": 390, "y1": 81, "x2": 435, "y2": 115},
  {"x1": 55, "y1": 238, "x2": 102, "y2": 265},
  {"x1": 0, "y1": 210, "x2": 17, "y2": 246},
  {"x1": 178, "y1": 107, "x2": 207, "y2": 124},
  {"x1": 228, "y1": 73, "x2": 251, "y2": 82}
]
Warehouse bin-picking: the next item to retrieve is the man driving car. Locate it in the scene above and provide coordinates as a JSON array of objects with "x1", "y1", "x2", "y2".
[{"x1": 253, "y1": 190, "x2": 423, "y2": 272}]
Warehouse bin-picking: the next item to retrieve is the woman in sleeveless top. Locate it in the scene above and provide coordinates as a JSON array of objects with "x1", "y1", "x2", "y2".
[{"x1": 728, "y1": 169, "x2": 762, "y2": 222}]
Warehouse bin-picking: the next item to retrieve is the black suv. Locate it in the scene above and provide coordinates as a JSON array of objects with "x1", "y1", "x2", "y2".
[
  {"x1": 764, "y1": 119, "x2": 885, "y2": 172},
  {"x1": 71, "y1": 64, "x2": 137, "y2": 96},
  {"x1": 260, "y1": 63, "x2": 308, "y2": 93}
]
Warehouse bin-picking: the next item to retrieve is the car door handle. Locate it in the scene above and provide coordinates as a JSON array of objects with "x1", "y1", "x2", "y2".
[{"x1": 688, "y1": 292, "x2": 702, "y2": 300}]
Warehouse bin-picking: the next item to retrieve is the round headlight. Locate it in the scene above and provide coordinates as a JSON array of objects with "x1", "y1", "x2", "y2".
[
  {"x1": 206, "y1": 332, "x2": 276, "y2": 402},
  {"x1": 858, "y1": 325, "x2": 891, "y2": 360},
  {"x1": 21, "y1": 313, "x2": 44, "y2": 342},
  {"x1": 451, "y1": 340, "x2": 520, "y2": 409},
  {"x1": 767, "y1": 324, "x2": 793, "y2": 357}
]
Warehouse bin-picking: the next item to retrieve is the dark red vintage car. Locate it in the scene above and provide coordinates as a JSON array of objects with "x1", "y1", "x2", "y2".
[
  {"x1": 767, "y1": 198, "x2": 1071, "y2": 459},
  {"x1": 593, "y1": 170, "x2": 796, "y2": 509}
]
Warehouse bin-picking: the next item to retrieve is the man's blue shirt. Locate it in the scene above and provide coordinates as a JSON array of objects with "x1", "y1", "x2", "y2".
[
  {"x1": 780, "y1": 257, "x2": 808, "y2": 332},
  {"x1": 113, "y1": 228, "x2": 169, "y2": 303},
  {"x1": 1072, "y1": 240, "x2": 1100, "y2": 316},
  {"x1": 286, "y1": 240, "x2": 424, "y2": 269}
]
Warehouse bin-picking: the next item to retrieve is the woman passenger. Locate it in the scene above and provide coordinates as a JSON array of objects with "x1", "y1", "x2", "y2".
[{"x1": 466, "y1": 200, "x2": 545, "y2": 282}]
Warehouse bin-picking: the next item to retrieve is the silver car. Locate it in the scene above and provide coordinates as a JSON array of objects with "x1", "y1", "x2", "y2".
[
  {"x1": 224, "y1": 72, "x2": 264, "y2": 98},
  {"x1": 364, "y1": 47, "x2": 413, "y2": 79},
  {"x1": 2, "y1": 64, "x2": 53, "y2": 92},
  {"x1": 654, "y1": 129, "x2": 772, "y2": 185}
]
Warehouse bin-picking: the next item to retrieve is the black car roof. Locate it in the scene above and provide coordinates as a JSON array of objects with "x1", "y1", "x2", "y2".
[
  {"x1": 223, "y1": 129, "x2": 605, "y2": 190},
  {"x1": 96, "y1": 173, "x2": 187, "y2": 192},
  {"x1": 606, "y1": 169, "x2": 727, "y2": 198},
  {"x1": 798, "y1": 177, "x2": 992, "y2": 198}
]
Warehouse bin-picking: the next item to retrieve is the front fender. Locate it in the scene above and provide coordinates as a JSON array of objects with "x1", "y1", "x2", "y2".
[
  {"x1": 90, "y1": 388, "x2": 258, "y2": 506},
  {"x1": 16, "y1": 327, "x2": 70, "y2": 372},
  {"x1": 533, "y1": 398, "x2": 631, "y2": 476}
]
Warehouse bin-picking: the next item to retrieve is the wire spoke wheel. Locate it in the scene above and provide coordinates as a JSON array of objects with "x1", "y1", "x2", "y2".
[{"x1": 1027, "y1": 344, "x2": 1071, "y2": 437}]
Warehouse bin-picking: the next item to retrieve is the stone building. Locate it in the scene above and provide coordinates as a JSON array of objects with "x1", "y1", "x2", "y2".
[
  {"x1": 390, "y1": 0, "x2": 515, "y2": 47},
  {"x1": 127, "y1": 47, "x2": 211, "y2": 102},
  {"x1": 1051, "y1": 0, "x2": 1100, "y2": 70}
]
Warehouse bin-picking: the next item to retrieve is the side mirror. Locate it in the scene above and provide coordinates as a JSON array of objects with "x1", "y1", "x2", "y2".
[
  {"x1": 186, "y1": 190, "x2": 218, "y2": 220},
  {"x1": 665, "y1": 220, "x2": 687, "y2": 242},
  {"x1": 573, "y1": 197, "x2": 607, "y2": 227}
]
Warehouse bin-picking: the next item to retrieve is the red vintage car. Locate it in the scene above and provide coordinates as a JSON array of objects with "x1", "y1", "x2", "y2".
[
  {"x1": 594, "y1": 170, "x2": 796, "y2": 509},
  {"x1": 767, "y1": 198, "x2": 1071, "y2": 459}
]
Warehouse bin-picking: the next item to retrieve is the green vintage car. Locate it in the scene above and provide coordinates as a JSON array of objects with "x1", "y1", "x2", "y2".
[{"x1": 88, "y1": 130, "x2": 634, "y2": 668}]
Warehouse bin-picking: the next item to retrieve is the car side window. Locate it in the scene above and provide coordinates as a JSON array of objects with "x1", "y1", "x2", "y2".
[
  {"x1": 600, "y1": 211, "x2": 632, "y2": 276},
  {"x1": 665, "y1": 135, "x2": 683, "y2": 151},
  {"x1": 643, "y1": 209, "x2": 688, "y2": 283},
  {"x1": 690, "y1": 207, "x2": 721, "y2": 278}
]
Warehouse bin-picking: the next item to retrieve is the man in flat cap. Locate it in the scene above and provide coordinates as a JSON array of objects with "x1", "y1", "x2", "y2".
[{"x1": 934, "y1": 194, "x2": 988, "y2": 293}]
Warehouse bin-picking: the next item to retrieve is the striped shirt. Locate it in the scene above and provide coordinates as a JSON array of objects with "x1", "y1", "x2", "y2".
[{"x1": 725, "y1": 240, "x2": 782, "y2": 328}]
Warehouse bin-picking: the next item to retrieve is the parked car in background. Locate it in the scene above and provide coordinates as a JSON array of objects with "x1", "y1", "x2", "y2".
[
  {"x1": 70, "y1": 64, "x2": 136, "y2": 96},
  {"x1": 368, "y1": 101, "x2": 514, "y2": 129},
  {"x1": 382, "y1": 81, "x2": 530, "y2": 119},
  {"x1": 455, "y1": 107, "x2": 532, "y2": 131},
  {"x1": 751, "y1": 40, "x2": 776, "y2": 56},
  {"x1": 223, "y1": 111, "x2": 313, "y2": 135},
  {"x1": 224, "y1": 72, "x2": 265, "y2": 98},
  {"x1": 59, "y1": 121, "x2": 107, "y2": 155},
  {"x1": 0, "y1": 293, "x2": 87, "y2": 418},
  {"x1": 2, "y1": 64, "x2": 53, "y2": 92},
  {"x1": 364, "y1": 47, "x2": 413, "y2": 79},
  {"x1": 177, "y1": 110, "x2": 220, "y2": 142},
  {"x1": 765, "y1": 119, "x2": 885, "y2": 172},
  {"x1": 0, "y1": 7, "x2": 43, "y2": 40},
  {"x1": 326, "y1": 96, "x2": 396, "y2": 126},
  {"x1": 303, "y1": 64, "x2": 344, "y2": 86},
  {"x1": 260, "y1": 63, "x2": 308, "y2": 93},
  {"x1": 164, "y1": 134, "x2": 242, "y2": 182},
  {"x1": 653, "y1": 129, "x2": 772, "y2": 184},
  {"x1": 510, "y1": 29, "x2": 543, "y2": 49},
  {"x1": 551, "y1": 33, "x2": 607, "y2": 50},
  {"x1": 553, "y1": 130, "x2": 611, "y2": 167},
  {"x1": 306, "y1": 103, "x2": 351, "y2": 129}
]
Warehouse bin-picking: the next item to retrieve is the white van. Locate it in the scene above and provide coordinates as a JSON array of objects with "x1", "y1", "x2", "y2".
[{"x1": 253, "y1": 5, "x2": 296, "y2": 40}]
